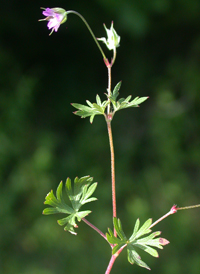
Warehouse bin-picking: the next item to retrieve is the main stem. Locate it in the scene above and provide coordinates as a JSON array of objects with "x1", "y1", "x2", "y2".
[
  {"x1": 65, "y1": 11, "x2": 118, "y2": 272},
  {"x1": 105, "y1": 245, "x2": 126, "y2": 274},
  {"x1": 106, "y1": 63, "x2": 117, "y2": 238},
  {"x1": 107, "y1": 120, "x2": 117, "y2": 224},
  {"x1": 105, "y1": 255, "x2": 117, "y2": 274}
]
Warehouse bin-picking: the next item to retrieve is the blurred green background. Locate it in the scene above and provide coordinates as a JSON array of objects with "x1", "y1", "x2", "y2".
[{"x1": 1, "y1": 0, "x2": 200, "y2": 273}]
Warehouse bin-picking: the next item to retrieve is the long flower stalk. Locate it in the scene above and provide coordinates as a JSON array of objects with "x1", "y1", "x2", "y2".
[{"x1": 67, "y1": 10, "x2": 107, "y2": 62}]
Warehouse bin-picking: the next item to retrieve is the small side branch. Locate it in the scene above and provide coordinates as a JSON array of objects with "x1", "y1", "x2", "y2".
[{"x1": 82, "y1": 218, "x2": 108, "y2": 242}]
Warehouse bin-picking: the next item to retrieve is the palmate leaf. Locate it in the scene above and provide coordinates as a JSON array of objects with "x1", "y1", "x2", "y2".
[
  {"x1": 128, "y1": 218, "x2": 170, "y2": 270},
  {"x1": 43, "y1": 175, "x2": 97, "y2": 235},
  {"x1": 72, "y1": 94, "x2": 109, "y2": 123},
  {"x1": 108, "y1": 81, "x2": 148, "y2": 113},
  {"x1": 106, "y1": 217, "x2": 169, "y2": 270},
  {"x1": 72, "y1": 83, "x2": 148, "y2": 122}
]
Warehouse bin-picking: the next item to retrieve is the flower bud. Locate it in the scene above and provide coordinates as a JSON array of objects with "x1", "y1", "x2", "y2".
[{"x1": 97, "y1": 22, "x2": 120, "y2": 50}]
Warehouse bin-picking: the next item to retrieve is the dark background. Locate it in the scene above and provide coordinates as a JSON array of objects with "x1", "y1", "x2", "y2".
[{"x1": 1, "y1": 0, "x2": 200, "y2": 273}]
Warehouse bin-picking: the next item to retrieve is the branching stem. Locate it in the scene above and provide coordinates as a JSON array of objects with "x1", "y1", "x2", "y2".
[
  {"x1": 105, "y1": 255, "x2": 117, "y2": 274},
  {"x1": 149, "y1": 204, "x2": 200, "y2": 229},
  {"x1": 177, "y1": 204, "x2": 200, "y2": 210}
]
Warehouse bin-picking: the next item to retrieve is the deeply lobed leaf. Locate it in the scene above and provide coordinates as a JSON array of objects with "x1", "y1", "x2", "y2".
[
  {"x1": 107, "y1": 217, "x2": 169, "y2": 270},
  {"x1": 72, "y1": 95, "x2": 108, "y2": 123},
  {"x1": 43, "y1": 176, "x2": 97, "y2": 234}
]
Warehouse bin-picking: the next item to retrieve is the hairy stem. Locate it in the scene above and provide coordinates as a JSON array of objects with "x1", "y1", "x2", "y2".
[
  {"x1": 107, "y1": 120, "x2": 117, "y2": 236},
  {"x1": 105, "y1": 51, "x2": 117, "y2": 236},
  {"x1": 178, "y1": 204, "x2": 200, "y2": 210}
]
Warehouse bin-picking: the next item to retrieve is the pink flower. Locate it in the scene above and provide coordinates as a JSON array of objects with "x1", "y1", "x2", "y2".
[{"x1": 39, "y1": 7, "x2": 67, "y2": 35}]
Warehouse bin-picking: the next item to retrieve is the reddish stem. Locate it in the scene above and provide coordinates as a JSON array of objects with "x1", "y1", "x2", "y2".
[
  {"x1": 107, "y1": 121, "x2": 117, "y2": 232},
  {"x1": 105, "y1": 255, "x2": 117, "y2": 274},
  {"x1": 82, "y1": 218, "x2": 108, "y2": 242},
  {"x1": 105, "y1": 245, "x2": 126, "y2": 274}
]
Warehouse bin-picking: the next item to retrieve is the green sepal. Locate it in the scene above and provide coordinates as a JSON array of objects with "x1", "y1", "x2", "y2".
[
  {"x1": 43, "y1": 176, "x2": 97, "y2": 234},
  {"x1": 72, "y1": 95, "x2": 109, "y2": 123}
]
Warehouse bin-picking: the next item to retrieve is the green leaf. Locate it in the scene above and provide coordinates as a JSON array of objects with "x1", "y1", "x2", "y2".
[
  {"x1": 43, "y1": 207, "x2": 63, "y2": 215},
  {"x1": 96, "y1": 94, "x2": 101, "y2": 105},
  {"x1": 132, "y1": 96, "x2": 149, "y2": 105},
  {"x1": 106, "y1": 217, "x2": 169, "y2": 269},
  {"x1": 129, "y1": 218, "x2": 152, "y2": 242},
  {"x1": 80, "y1": 182, "x2": 98, "y2": 204},
  {"x1": 129, "y1": 218, "x2": 140, "y2": 241},
  {"x1": 112, "y1": 81, "x2": 122, "y2": 101},
  {"x1": 43, "y1": 183, "x2": 73, "y2": 214},
  {"x1": 136, "y1": 231, "x2": 161, "y2": 246},
  {"x1": 127, "y1": 218, "x2": 169, "y2": 267},
  {"x1": 72, "y1": 95, "x2": 109, "y2": 123},
  {"x1": 65, "y1": 177, "x2": 72, "y2": 198},
  {"x1": 90, "y1": 115, "x2": 95, "y2": 123},
  {"x1": 107, "y1": 82, "x2": 148, "y2": 113},
  {"x1": 106, "y1": 230, "x2": 122, "y2": 245},
  {"x1": 127, "y1": 244, "x2": 151, "y2": 270},
  {"x1": 133, "y1": 243, "x2": 159, "y2": 257},
  {"x1": 113, "y1": 217, "x2": 127, "y2": 240},
  {"x1": 76, "y1": 210, "x2": 91, "y2": 220},
  {"x1": 86, "y1": 100, "x2": 93, "y2": 108},
  {"x1": 43, "y1": 176, "x2": 97, "y2": 234}
]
